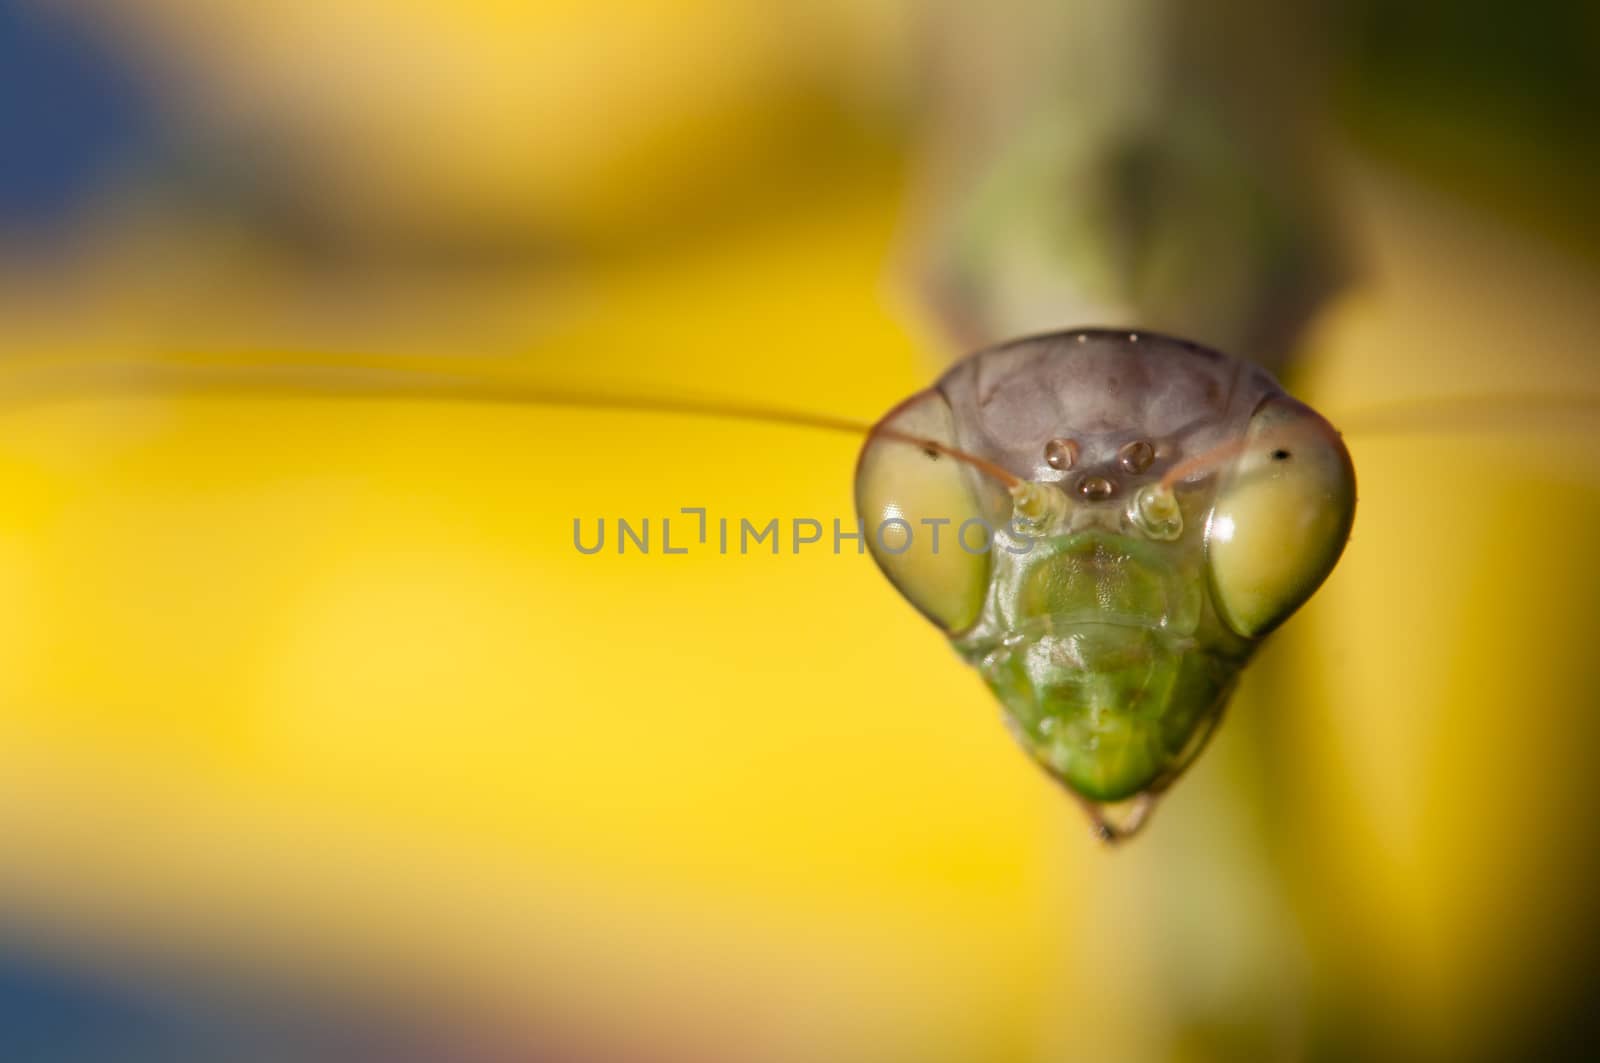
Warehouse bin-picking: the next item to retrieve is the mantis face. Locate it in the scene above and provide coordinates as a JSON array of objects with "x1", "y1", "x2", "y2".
[{"x1": 856, "y1": 328, "x2": 1355, "y2": 834}]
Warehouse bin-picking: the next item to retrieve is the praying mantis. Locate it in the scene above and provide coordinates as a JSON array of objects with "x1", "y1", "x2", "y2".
[
  {"x1": 1, "y1": 7, "x2": 1598, "y2": 1062},
  {"x1": 1, "y1": 325, "x2": 1360, "y2": 845},
  {"x1": 0, "y1": 1, "x2": 1591, "y2": 863},
  {"x1": 854, "y1": 329, "x2": 1355, "y2": 840}
]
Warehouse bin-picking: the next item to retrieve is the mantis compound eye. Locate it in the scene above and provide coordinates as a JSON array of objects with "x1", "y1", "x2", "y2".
[
  {"x1": 854, "y1": 390, "x2": 997, "y2": 633},
  {"x1": 1205, "y1": 397, "x2": 1357, "y2": 637}
]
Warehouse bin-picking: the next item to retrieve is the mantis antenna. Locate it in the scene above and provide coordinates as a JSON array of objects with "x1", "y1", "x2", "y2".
[
  {"x1": 1, "y1": 358, "x2": 1592, "y2": 494},
  {"x1": 0, "y1": 358, "x2": 1025, "y2": 490}
]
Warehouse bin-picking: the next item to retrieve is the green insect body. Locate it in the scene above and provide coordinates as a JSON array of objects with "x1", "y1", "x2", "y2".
[{"x1": 855, "y1": 328, "x2": 1355, "y2": 837}]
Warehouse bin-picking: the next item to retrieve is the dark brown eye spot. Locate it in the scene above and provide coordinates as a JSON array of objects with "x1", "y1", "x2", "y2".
[
  {"x1": 1272, "y1": 448, "x2": 1292, "y2": 462},
  {"x1": 923, "y1": 447, "x2": 939, "y2": 460},
  {"x1": 1118, "y1": 440, "x2": 1155, "y2": 473},
  {"x1": 1045, "y1": 438, "x2": 1079, "y2": 470}
]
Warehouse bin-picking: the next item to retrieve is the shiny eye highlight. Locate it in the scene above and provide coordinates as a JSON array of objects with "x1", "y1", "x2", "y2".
[
  {"x1": 855, "y1": 390, "x2": 997, "y2": 632},
  {"x1": 1205, "y1": 397, "x2": 1356, "y2": 638}
]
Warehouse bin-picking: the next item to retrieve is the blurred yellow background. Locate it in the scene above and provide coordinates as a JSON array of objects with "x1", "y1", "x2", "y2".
[{"x1": 0, "y1": 1, "x2": 1597, "y2": 1061}]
